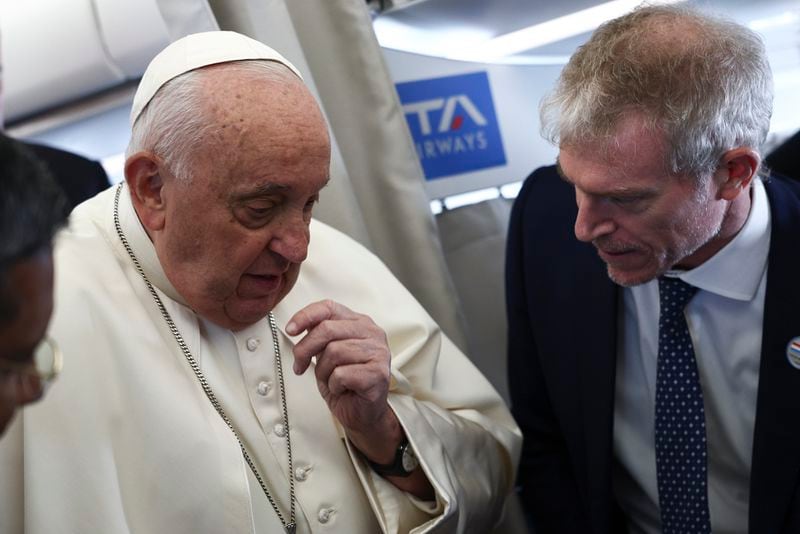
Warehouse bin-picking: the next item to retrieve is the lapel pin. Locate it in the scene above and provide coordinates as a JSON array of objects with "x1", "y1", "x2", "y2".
[{"x1": 787, "y1": 337, "x2": 800, "y2": 369}]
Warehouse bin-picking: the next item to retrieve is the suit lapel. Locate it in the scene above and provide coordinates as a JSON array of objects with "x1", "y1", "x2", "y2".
[
  {"x1": 575, "y1": 242, "x2": 619, "y2": 528},
  {"x1": 533, "y1": 166, "x2": 620, "y2": 529},
  {"x1": 749, "y1": 177, "x2": 800, "y2": 533}
]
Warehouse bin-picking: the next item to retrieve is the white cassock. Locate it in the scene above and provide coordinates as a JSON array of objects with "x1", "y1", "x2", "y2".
[{"x1": 0, "y1": 185, "x2": 521, "y2": 534}]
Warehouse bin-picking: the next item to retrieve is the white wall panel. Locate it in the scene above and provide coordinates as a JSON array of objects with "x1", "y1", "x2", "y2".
[
  {"x1": 93, "y1": 0, "x2": 171, "y2": 79},
  {"x1": 0, "y1": 0, "x2": 217, "y2": 123},
  {"x1": 1, "y1": 0, "x2": 122, "y2": 120}
]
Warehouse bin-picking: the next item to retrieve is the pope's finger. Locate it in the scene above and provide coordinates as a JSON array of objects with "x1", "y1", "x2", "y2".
[
  {"x1": 313, "y1": 338, "x2": 384, "y2": 386},
  {"x1": 286, "y1": 299, "x2": 357, "y2": 336},
  {"x1": 292, "y1": 318, "x2": 365, "y2": 375},
  {"x1": 327, "y1": 364, "x2": 389, "y2": 402}
]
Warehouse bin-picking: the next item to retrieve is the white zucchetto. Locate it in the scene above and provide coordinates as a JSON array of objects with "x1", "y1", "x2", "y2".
[{"x1": 130, "y1": 31, "x2": 302, "y2": 126}]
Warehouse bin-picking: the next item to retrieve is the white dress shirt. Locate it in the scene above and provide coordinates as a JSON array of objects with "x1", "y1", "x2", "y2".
[{"x1": 613, "y1": 179, "x2": 771, "y2": 534}]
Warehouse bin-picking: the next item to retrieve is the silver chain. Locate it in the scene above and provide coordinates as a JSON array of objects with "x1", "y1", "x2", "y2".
[{"x1": 112, "y1": 184, "x2": 296, "y2": 533}]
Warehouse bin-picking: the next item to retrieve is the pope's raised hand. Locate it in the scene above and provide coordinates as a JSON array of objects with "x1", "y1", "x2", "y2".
[
  {"x1": 287, "y1": 300, "x2": 434, "y2": 498},
  {"x1": 286, "y1": 300, "x2": 399, "y2": 452}
]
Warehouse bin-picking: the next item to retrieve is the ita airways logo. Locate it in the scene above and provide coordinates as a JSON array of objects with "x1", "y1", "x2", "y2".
[{"x1": 396, "y1": 71, "x2": 507, "y2": 180}]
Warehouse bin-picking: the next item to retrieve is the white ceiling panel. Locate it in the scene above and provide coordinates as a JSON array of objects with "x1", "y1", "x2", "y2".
[
  {"x1": 374, "y1": 0, "x2": 800, "y2": 63},
  {"x1": 0, "y1": 0, "x2": 218, "y2": 123},
  {"x1": 93, "y1": 0, "x2": 172, "y2": 79},
  {"x1": 1, "y1": 0, "x2": 123, "y2": 121}
]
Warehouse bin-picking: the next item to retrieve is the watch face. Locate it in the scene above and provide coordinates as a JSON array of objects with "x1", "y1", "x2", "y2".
[{"x1": 401, "y1": 444, "x2": 419, "y2": 472}]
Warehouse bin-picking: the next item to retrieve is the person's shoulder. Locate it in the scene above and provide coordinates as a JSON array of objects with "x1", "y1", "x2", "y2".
[
  {"x1": 761, "y1": 175, "x2": 800, "y2": 243},
  {"x1": 304, "y1": 219, "x2": 402, "y2": 289},
  {"x1": 22, "y1": 142, "x2": 108, "y2": 187},
  {"x1": 65, "y1": 185, "x2": 117, "y2": 229},
  {"x1": 765, "y1": 130, "x2": 800, "y2": 181},
  {"x1": 307, "y1": 219, "x2": 381, "y2": 265},
  {"x1": 526, "y1": 164, "x2": 561, "y2": 183},
  {"x1": 24, "y1": 141, "x2": 96, "y2": 166},
  {"x1": 282, "y1": 219, "x2": 434, "y2": 328},
  {"x1": 22, "y1": 141, "x2": 110, "y2": 207},
  {"x1": 511, "y1": 164, "x2": 577, "y2": 233},
  {"x1": 55, "y1": 187, "x2": 118, "y2": 268},
  {"x1": 521, "y1": 164, "x2": 562, "y2": 190},
  {"x1": 763, "y1": 173, "x2": 800, "y2": 202},
  {"x1": 515, "y1": 164, "x2": 572, "y2": 208}
]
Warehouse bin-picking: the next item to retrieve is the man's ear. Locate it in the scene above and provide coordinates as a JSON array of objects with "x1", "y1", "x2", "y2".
[
  {"x1": 716, "y1": 148, "x2": 760, "y2": 201},
  {"x1": 125, "y1": 151, "x2": 166, "y2": 232}
]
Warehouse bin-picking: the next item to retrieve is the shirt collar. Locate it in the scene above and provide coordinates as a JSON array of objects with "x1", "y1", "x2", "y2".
[
  {"x1": 117, "y1": 183, "x2": 188, "y2": 306},
  {"x1": 665, "y1": 178, "x2": 771, "y2": 301}
]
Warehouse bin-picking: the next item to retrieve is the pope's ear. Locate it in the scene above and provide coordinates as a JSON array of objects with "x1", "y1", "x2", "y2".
[
  {"x1": 125, "y1": 151, "x2": 166, "y2": 232},
  {"x1": 717, "y1": 148, "x2": 759, "y2": 201}
]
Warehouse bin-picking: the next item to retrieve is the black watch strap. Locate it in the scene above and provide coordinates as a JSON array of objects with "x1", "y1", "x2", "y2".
[{"x1": 366, "y1": 438, "x2": 419, "y2": 477}]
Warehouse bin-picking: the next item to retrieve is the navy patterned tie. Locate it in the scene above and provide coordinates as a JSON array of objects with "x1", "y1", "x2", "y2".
[{"x1": 654, "y1": 277, "x2": 711, "y2": 533}]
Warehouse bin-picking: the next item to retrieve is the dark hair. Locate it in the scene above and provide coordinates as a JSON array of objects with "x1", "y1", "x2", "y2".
[{"x1": 0, "y1": 134, "x2": 69, "y2": 323}]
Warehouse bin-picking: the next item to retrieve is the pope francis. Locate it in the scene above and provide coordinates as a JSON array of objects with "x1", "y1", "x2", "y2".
[{"x1": 0, "y1": 31, "x2": 520, "y2": 534}]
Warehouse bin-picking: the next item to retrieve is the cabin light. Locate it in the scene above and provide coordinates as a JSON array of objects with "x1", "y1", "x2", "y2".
[
  {"x1": 471, "y1": 0, "x2": 685, "y2": 61},
  {"x1": 748, "y1": 10, "x2": 799, "y2": 31},
  {"x1": 374, "y1": 0, "x2": 684, "y2": 65}
]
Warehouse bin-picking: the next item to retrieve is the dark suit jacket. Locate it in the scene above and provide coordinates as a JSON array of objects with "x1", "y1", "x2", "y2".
[
  {"x1": 506, "y1": 165, "x2": 800, "y2": 534},
  {"x1": 24, "y1": 141, "x2": 109, "y2": 209},
  {"x1": 766, "y1": 130, "x2": 800, "y2": 182}
]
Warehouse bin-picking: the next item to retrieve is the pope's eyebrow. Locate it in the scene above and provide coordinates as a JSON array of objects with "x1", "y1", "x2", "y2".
[
  {"x1": 229, "y1": 183, "x2": 289, "y2": 204},
  {"x1": 228, "y1": 178, "x2": 332, "y2": 205}
]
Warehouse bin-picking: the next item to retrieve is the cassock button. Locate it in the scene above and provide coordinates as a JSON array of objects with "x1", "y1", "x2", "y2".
[
  {"x1": 257, "y1": 381, "x2": 272, "y2": 396},
  {"x1": 295, "y1": 466, "x2": 312, "y2": 481},
  {"x1": 246, "y1": 337, "x2": 260, "y2": 351},
  {"x1": 274, "y1": 423, "x2": 286, "y2": 437},
  {"x1": 318, "y1": 507, "x2": 335, "y2": 524}
]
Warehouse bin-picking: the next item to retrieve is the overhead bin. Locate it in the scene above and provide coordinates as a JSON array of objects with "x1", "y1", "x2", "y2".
[{"x1": 1, "y1": 0, "x2": 215, "y2": 122}]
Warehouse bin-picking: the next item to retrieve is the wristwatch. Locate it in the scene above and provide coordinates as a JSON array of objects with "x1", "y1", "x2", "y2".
[{"x1": 367, "y1": 438, "x2": 419, "y2": 477}]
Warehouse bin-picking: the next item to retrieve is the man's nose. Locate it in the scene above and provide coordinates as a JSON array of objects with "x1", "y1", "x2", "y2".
[
  {"x1": 573, "y1": 192, "x2": 615, "y2": 243},
  {"x1": 269, "y1": 218, "x2": 310, "y2": 264}
]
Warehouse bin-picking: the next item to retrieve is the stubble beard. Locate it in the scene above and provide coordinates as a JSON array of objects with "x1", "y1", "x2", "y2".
[{"x1": 604, "y1": 191, "x2": 725, "y2": 287}]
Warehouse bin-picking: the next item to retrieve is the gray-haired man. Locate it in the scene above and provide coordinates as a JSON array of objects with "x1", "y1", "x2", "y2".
[{"x1": 507, "y1": 5, "x2": 800, "y2": 533}]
